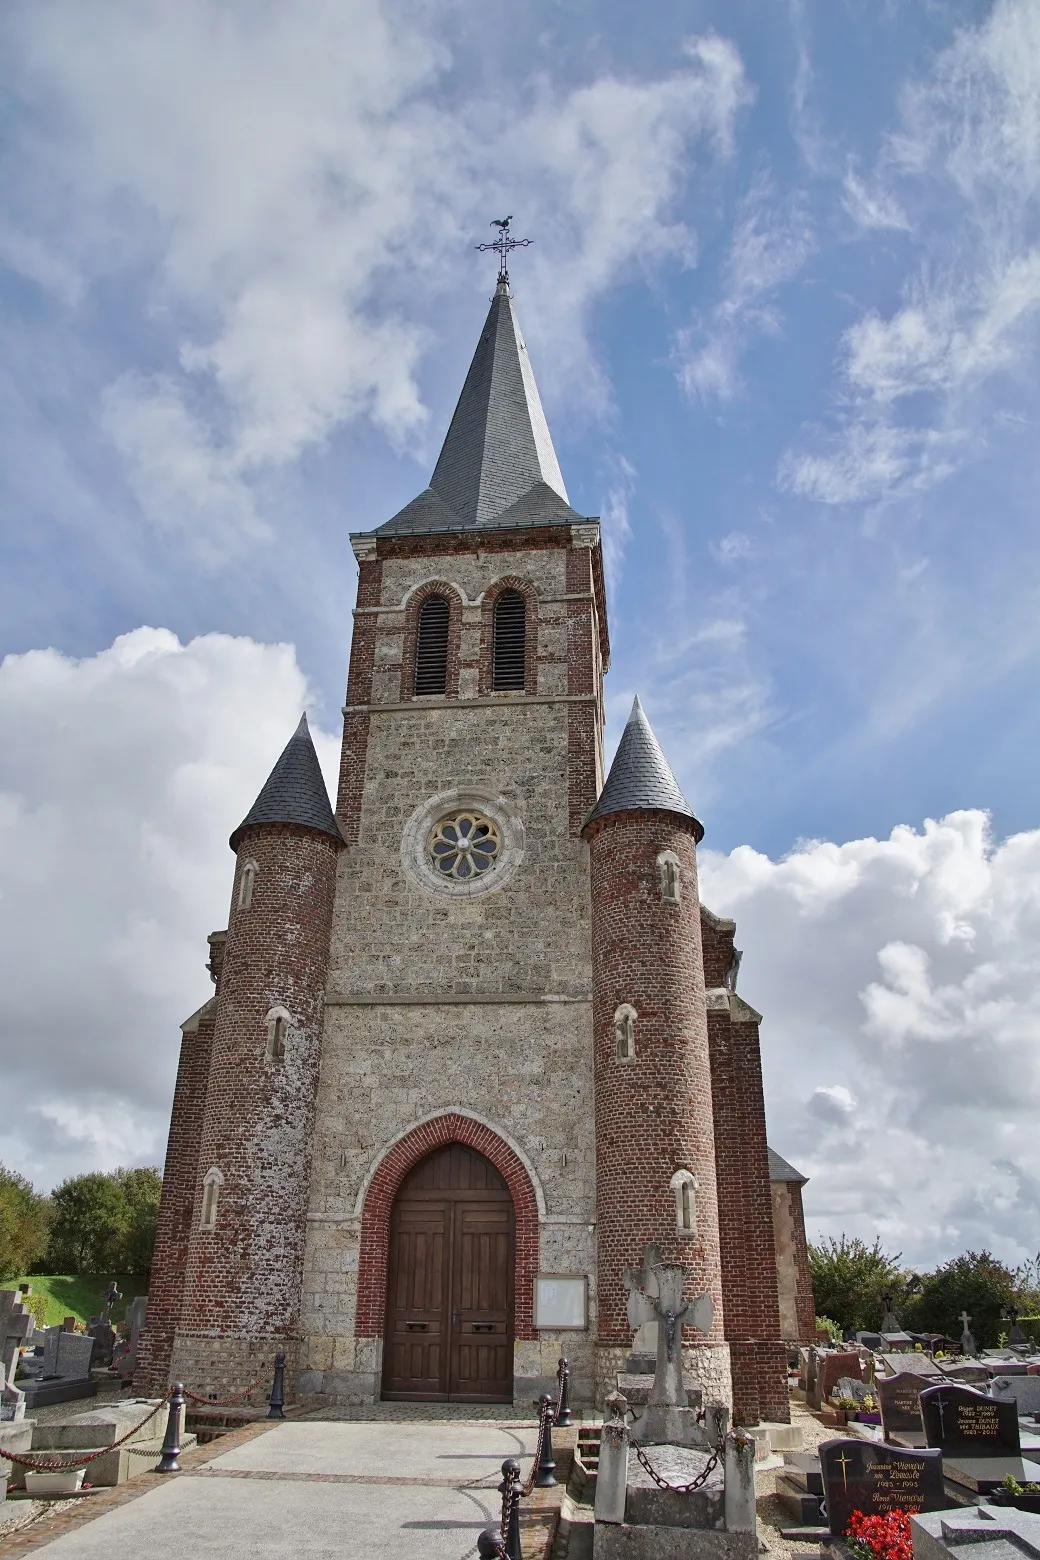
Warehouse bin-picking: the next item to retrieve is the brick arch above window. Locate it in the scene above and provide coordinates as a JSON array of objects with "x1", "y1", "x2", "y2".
[
  {"x1": 354, "y1": 1110, "x2": 542, "y2": 1341},
  {"x1": 400, "y1": 581, "x2": 463, "y2": 700},
  {"x1": 479, "y1": 577, "x2": 539, "y2": 696}
]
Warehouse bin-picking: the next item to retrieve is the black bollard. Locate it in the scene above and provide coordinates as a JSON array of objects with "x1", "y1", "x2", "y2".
[
  {"x1": 156, "y1": 1382, "x2": 185, "y2": 1473},
  {"x1": 477, "y1": 1531, "x2": 503, "y2": 1560},
  {"x1": 498, "y1": 1457, "x2": 522, "y2": 1560},
  {"x1": 534, "y1": 1393, "x2": 557, "y2": 1487},
  {"x1": 554, "y1": 1357, "x2": 573, "y2": 1427},
  {"x1": 267, "y1": 1350, "x2": 286, "y2": 1419}
]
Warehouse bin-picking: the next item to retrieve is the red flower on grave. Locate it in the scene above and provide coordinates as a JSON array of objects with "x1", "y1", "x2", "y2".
[{"x1": 845, "y1": 1508, "x2": 917, "y2": 1560}]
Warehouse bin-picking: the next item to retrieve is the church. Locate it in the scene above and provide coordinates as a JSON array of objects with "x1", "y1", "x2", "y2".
[{"x1": 137, "y1": 255, "x2": 813, "y2": 1424}]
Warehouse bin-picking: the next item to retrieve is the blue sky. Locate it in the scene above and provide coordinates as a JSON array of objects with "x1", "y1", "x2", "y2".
[{"x1": 2, "y1": 0, "x2": 1039, "y2": 1267}]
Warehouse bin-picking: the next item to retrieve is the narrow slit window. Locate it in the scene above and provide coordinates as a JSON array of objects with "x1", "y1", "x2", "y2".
[
  {"x1": 266, "y1": 1006, "x2": 291, "y2": 1062},
  {"x1": 614, "y1": 1004, "x2": 636, "y2": 1064},
  {"x1": 658, "y1": 851, "x2": 681, "y2": 907},
  {"x1": 492, "y1": 590, "x2": 526, "y2": 691},
  {"x1": 238, "y1": 860, "x2": 257, "y2": 910},
  {"x1": 671, "y1": 1170, "x2": 698, "y2": 1238},
  {"x1": 414, "y1": 596, "x2": 450, "y2": 695},
  {"x1": 201, "y1": 1168, "x2": 223, "y2": 1231}
]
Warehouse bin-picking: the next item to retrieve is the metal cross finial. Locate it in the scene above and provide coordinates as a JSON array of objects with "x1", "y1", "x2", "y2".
[{"x1": 475, "y1": 216, "x2": 532, "y2": 284}]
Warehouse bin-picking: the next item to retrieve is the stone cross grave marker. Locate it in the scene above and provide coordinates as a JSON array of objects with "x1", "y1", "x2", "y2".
[
  {"x1": 819, "y1": 1437, "x2": 945, "y2": 1537},
  {"x1": 878, "y1": 1372, "x2": 931, "y2": 1442},
  {"x1": 960, "y1": 1311, "x2": 977, "y2": 1356},
  {"x1": 920, "y1": 1382, "x2": 1020, "y2": 1458},
  {"x1": 623, "y1": 1243, "x2": 662, "y2": 1367},
  {"x1": 628, "y1": 1260, "x2": 713, "y2": 1448}
]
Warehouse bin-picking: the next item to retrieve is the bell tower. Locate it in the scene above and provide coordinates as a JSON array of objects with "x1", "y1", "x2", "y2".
[{"x1": 298, "y1": 271, "x2": 612, "y2": 1406}]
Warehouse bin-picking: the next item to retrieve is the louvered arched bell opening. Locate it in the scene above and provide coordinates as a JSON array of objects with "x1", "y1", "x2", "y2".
[
  {"x1": 492, "y1": 590, "x2": 527, "y2": 691},
  {"x1": 414, "y1": 595, "x2": 450, "y2": 695}
]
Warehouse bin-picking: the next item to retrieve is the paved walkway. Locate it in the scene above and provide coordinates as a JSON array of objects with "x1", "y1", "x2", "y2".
[{"x1": 6, "y1": 1419, "x2": 544, "y2": 1560}]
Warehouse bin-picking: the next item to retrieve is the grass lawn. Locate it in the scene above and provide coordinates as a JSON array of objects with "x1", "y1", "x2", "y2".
[{"x1": 15, "y1": 1274, "x2": 145, "y2": 1328}]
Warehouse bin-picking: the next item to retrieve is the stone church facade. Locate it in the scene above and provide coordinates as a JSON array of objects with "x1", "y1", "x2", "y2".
[{"x1": 137, "y1": 275, "x2": 810, "y2": 1424}]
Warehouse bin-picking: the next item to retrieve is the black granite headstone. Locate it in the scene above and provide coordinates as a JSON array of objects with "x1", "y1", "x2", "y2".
[
  {"x1": 920, "y1": 1383, "x2": 1020, "y2": 1458},
  {"x1": 819, "y1": 1438, "x2": 945, "y2": 1536},
  {"x1": 878, "y1": 1372, "x2": 930, "y2": 1440}
]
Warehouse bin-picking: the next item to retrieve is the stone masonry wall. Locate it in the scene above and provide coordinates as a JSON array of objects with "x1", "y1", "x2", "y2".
[
  {"x1": 585, "y1": 807, "x2": 731, "y2": 1408},
  {"x1": 302, "y1": 530, "x2": 604, "y2": 1403}
]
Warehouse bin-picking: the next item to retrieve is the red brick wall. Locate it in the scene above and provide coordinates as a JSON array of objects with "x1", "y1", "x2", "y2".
[
  {"x1": 354, "y1": 1112, "x2": 540, "y2": 1341},
  {"x1": 585, "y1": 809, "x2": 725, "y2": 1350},
  {"x1": 175, "y1": 822, "x2": 340, "y2": 1342},
  {"x1": 702, "y1": 909, "x2": 789, "y2": 1424},
  {"x1": 135, "y1": 941, "x2": 220, "y2": 1391}
]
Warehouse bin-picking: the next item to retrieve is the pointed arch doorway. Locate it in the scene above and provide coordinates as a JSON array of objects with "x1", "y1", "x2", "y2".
[{"x1": 382, "y1": 1142, "x2": 515, "y2": 1402}]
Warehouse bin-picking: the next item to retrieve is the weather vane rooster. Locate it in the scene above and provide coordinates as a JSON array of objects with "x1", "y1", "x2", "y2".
[{"x1": 475, "y1": 215, "x2": 532, "y2": 284}]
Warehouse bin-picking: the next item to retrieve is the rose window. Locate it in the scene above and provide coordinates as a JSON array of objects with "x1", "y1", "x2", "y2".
[{"x1": 429, "y1": 811, "x2": 501, "y2": 881}]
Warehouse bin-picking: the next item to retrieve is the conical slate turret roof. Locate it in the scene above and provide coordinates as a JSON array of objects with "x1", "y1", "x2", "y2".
[
  {"x1": 377, "y1": 281, "x2": 586, "y2": 536},
  {"x1": 583, "y1": 696, "x2": 702, "y2": 836},
  {"x1": 229, "y1": 714, "x2": 342, "y2": 851}
]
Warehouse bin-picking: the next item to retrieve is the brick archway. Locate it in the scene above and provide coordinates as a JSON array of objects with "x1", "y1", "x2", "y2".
[{"x1": 355, "y1": 1113, "x2": 539, "y2": 1341}]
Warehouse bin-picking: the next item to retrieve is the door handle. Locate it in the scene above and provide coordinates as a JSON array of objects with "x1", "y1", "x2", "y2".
[
  {"x1": 452, "y1": 1308, "x2": 460, "y2": 1331},
  {"x1": 473, "y1": 1323, "x2": 494, "y2": 1333},
  {"x1": 405, "y1": 1322, "x2": 429, "y2": 1332}
]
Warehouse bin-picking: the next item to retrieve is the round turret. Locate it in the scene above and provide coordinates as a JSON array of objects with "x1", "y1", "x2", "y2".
[{"x1": 583, "y1": 698, "x2": 731, "y2": 1407}]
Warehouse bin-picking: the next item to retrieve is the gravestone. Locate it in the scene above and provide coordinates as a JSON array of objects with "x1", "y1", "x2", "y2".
[
  {"x1": 943, "y1": 1363, "x2": 992, "y2": 1386},
  {"x1": 812, "y1": 1351, "x2": 863, "y2": 1411},
  {"x1": 880, "y1": 1352, "x2": 941, "y2": 1379},
  {"x1": 42, "y1": 1330, "x2": 94, "y2": 1381},
  {"x1": 921, "y1": 1383, "x2": 1020, "y2": 1457},
  {"x1": 992, "y1": 1375, "x2": 1040, "y2": 1418},
  {"x1": 623, "y1": 1244, "x2": 663, "y2": 1368},
  {"x1": 818, "y1": 1437, "x2": 945, "y2": 1536},
  {"x1": 834, "y1": 1376, "x2": 873, "y2": 1406},
  {"x1": 878, "y1": 1372, "x2": 931, "y2": 1444},
  {"x1": 627, "y1": 1261, "x2": 714, "y2": 1448},
  {"x1": 959, "y1": 1312, "x2": 977, "y2": 1357}
]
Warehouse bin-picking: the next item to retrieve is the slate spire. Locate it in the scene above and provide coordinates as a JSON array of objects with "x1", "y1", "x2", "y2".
[
  {"x1": 376, "y1": 280, "x2": 582, "y2": 536},
  {"x1": 229, "y1": 713, "x2": 341, "y2": 851},
  {"x1": 584, "y1": 696, "x2": 703, "y2": 836}
]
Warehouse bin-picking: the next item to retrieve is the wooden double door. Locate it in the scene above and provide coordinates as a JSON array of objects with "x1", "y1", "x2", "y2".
[{"x1": 382, "y1": 1143, "x2": 515, "y2": 1402}]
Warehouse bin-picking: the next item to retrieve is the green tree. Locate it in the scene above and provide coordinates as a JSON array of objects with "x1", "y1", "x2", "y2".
[
  {"x1": 807, "y1": 1235, "x2": 905, "y2": 1334},
  {"x1": 45, "y1": 1172, "x2": 127, "y2": 1272},
  {"x1": 112, "y1": 1167, "x2": 162, "y2": 1272},
  {"x1": 904, "y1": 1251, "x2": 1016, "y2": 1347},
  {"x1": 0, "y1": 1165, "x2": 51, "y2": 1282}
]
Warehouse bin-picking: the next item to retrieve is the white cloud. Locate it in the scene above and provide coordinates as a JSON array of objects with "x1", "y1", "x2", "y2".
[
  {"x1": 701, "y1": 809, "x2": 1040, "y2": 1265},
  {"x1": 4, "y1": 1, "x2": 750, "y2": 553},
  {"x1": 676, "y1": 173, "x2": 813, "y2": 403},
  {"x1": 782, "y1": 0, "x2": 1040, "y2": 506},
  {"x1": 0, "y1": 626, "x2": 337, "y2": 1190}
]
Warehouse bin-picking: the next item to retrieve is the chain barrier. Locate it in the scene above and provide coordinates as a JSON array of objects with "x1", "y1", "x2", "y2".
[
  {"x1": 520, "y1": 1396, "x2": 553, "y2": 1496},
  {"x1": 0, "y1": 1358, "x2": 271, "y2": 1474},
  {"x1": 0, "y1": 1391, "x2": 173, "y2": 1471},
  {"x1": 181, "y1": 1376, "x2": 267, "y2": 1408},
  {"x1": 631, "y1": 1439, "x2": 721, "y2": 1494}
]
